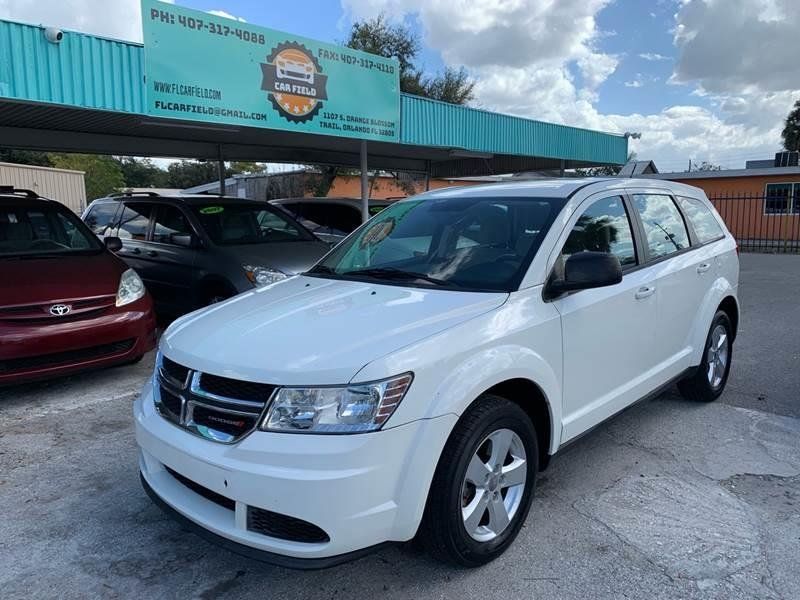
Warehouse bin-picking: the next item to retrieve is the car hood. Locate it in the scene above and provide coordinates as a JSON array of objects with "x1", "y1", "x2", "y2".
[
  {"x1": 1, "y1": 252, "x2": 124, "y2": 306},
  {"x1": 161, "y1": 275, "x2": 507, "y2": 385},
  {"x1": 221, "y1": 241, "x2": 330, "y2": 275}
]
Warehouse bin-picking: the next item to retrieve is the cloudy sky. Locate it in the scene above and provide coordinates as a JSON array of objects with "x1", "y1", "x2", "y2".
[{"x1": 1, "y1": 0, "x2": 798, "y2": 172}]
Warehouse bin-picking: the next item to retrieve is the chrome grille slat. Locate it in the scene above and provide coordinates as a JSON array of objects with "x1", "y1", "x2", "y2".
[{"x1": 155, "y1": 354, "x2": 274, "y2": 444}]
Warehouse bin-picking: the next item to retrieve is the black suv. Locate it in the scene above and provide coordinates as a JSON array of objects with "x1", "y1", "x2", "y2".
[{"x1": 82, "y1": 193, "x2": 330, "y2": 317}]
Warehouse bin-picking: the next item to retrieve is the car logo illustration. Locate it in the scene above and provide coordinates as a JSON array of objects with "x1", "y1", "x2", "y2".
[
  {"x1": 49, "y1": 304, "x2": 71, "y2": 316},
  {"x1": 260, "y1": 42, "x2": 328, "y2": 123},
  {"x1": 276, "y1": 56, "x2": 315, "y2": 85}
]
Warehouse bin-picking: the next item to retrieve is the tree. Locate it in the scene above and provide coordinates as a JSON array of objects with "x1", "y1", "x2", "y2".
[
  {"x1": 688, "y1": 160, "x2": 722, "y2": 172},
  {"x1": 116, "y1": 157, "x2": 169, "y2": 189},
  {"x1": 165, "y1": 160, "x2": 222, "y2": 189},
  {"x1": 50, "y1": 154, "x2": 124, "y2": 201},
  {"x1": 344, "y1": 14, "x2": 474, "y2": 105},
  {"x1": 0, "y1": 149, "x2": 54, "y2": 167},
  {"x1": 781, "y1": 99, "x2": 800, "y2": 152},
  {"x1": 229, "y1": 161, "x2": 266, "y2": 175}
]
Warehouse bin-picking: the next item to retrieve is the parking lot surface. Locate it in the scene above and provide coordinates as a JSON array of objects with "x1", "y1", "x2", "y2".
[{"x1": 1, "y1": 254, "x2": 798, "y2": 600}]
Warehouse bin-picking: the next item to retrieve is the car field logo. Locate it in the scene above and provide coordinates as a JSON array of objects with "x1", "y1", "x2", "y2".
[
  {"x1": 260, "y1": 42, "x2": 328, "y2": 123},
  {"x1": 49, "y1": 304, "x2": 71, "y2": 316}
]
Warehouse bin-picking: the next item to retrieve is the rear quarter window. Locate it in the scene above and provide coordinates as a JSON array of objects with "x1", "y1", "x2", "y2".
[{"x1": 677, "y1": 196, "x2": 725, "y2": 244}]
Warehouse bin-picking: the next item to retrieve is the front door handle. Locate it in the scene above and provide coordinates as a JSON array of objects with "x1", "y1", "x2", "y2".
[
  {"x1": 635, "y1": 285, "x2": 656, "y2": 300},
  {"x1": 131, "y1": 247, "x2": 141, "y2": 255},
  {"x1": 146, "y1": 250, "x2": 158, "y2": 258},
  {"x1": 696, "y1": 262, "x2": 712, "y2": 274}
]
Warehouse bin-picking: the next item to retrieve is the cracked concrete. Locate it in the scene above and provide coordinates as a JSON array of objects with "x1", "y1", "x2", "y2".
[{"x1": 1, "y1": 254, "x2": 798, "y2": 599}]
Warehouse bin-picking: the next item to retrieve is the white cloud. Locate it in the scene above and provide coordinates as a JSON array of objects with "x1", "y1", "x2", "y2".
[
  {"x1": 207, "y1": 9, "x2": 246, "y2": 23},
  {"x1": 639, "y1": 52, "x2": 670, "y2": 61},
  {"x1": 672, "y1": 0, "x2": 800, "y2": 93},
  {"x1": 342, "y1": 0, "x2": 797, "y2": 170}
]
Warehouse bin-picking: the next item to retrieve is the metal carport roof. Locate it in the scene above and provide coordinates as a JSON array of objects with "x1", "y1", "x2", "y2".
[{"x1": 0, "y1": 19, "x2": 628, "y2": 176}]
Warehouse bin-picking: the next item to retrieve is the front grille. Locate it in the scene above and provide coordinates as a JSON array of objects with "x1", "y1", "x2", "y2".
[
  {"x1": 0, "y1": 339, "x2": 135, "y2": 374},
  {"x1": 189, "y1": 403, "x2": 259, "y2": 438},
  {"x1": 157, "y1": 386, "x2": 182, "y2": 419},
  {"x1": 0, "y1": 296, "x2": 114, "y2": 323},
  {"x1": 199, "y1": 373, "x2": 275, "y2": 402},
  {"x1": 165, "y1": 466, "x2": 235, "y2": 511},
  {"x1": 161, "y1": 356, "x2": 189, "y2": 386},
  {"x1": 156, "y1": 358, "x2": 273, "y2": 444},
  {"x1": 247, "y1": 506, "x2": 329, "y2": 543}
]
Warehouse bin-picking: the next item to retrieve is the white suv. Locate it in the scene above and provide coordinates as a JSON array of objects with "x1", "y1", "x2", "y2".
[{"x1": 135, "y1": 178, "x2": 739, "y2": 568}]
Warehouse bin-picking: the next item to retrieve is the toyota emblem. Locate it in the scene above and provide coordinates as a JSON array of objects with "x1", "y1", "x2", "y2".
[{"x1": 49, "y1": 304, "x2": 71, "y2": 316}]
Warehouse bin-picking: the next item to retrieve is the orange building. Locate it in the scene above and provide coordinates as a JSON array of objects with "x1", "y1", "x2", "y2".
[{"x1": 327, "y1": 173, "x2": 489, "y2": 199}]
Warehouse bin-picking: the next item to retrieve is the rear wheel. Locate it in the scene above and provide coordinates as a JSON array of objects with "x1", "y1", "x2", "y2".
[
  {"x1": 678, "y1": 310, "x2": 733, "y2": 402},
  {"x1": 419, "y1": 395, "x2": 538, "y2": 567}
]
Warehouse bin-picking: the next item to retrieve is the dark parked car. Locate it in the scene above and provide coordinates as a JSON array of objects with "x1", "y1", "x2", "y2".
[
  {"x1": 0, "y1": 187, "x2": 156, "y2": 385},
  {"x1": 271, "y1": 197, "x2": 391, "y2": 244},
  {"x1": 82, "y1": 193, "x2": 330, "y2": 317}
]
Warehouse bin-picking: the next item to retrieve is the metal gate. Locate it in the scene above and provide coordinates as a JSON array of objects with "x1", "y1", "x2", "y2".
[{"x1": 710, "y1": 193, "x2": 800, "y2": 254}]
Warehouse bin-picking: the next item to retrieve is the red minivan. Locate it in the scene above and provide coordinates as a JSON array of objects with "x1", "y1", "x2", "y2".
[{"x1": 0, "y1": 187, "x2": 157, "y2": 385}]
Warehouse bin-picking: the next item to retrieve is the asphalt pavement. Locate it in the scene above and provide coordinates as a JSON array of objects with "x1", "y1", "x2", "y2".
[{"x1": 1, "y1": 253, "x2": 798, "y2": 600}]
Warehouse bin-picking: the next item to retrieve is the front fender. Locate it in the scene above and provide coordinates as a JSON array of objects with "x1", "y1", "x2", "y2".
[{"x1": 427, "y1": 345, "x2": 562, "y2": 455}]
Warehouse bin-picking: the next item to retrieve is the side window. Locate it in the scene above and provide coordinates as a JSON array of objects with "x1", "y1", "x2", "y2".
[
  {"x1": 83, "y1": 202, "x2": 119, "y2": 237},
  {"x1": 116, "y1": 203, "x2": 153, "y2": 241},
  {"x1": 676, "y1": 197, "x2": 725, "y2": 244},
  {"x1": 257, "y1": 210, "x2": 300, "y2": 237},
  {"x1": 562, "y1": 196, "x2": 637, "y2": 267},
  {"x1": 632, "y1": 194, "x2": 690, "y2": 260},
  {"x1": 152, "y1": 206, "x2": 191, "y2": 244}
]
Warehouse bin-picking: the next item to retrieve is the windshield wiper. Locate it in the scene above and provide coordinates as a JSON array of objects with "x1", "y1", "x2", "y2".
[
  {"x1": 342, "y1": 267, "x2": 453, "y2": 287},
  {"x1": 306, "y1": 264, "x2": 337, "y2": 275}
]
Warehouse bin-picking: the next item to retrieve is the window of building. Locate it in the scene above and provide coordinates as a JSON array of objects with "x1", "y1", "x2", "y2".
[
  {"x1": 676, "y1": 197, "x2": 725, "y2": 244},
  {"x1": 632, "y1": 194, "x2": 690, "y2": 260},
  {"x1": 764, "y1": 183, "x2": 800, "y2": 214}
]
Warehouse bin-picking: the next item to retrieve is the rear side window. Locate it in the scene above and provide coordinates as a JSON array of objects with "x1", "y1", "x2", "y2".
[
  {"x1": 562, "y1": 196, "x2": 637, "y2": 267},
  {"x1": 152, "y1": 206, "x2": 191, "y2": 244},
  {"x1": 677, "y1": 197, "x2": 725, "y2": 244},
  {"x1": 116, "y1": 203, "x2": 153, "y2": 241},
  {"x1": 83, "y1": 202, "x2": 119, "y2": 237},
  {"x1": 632, "y1": 194, "x2": 690, "y2": 260}
]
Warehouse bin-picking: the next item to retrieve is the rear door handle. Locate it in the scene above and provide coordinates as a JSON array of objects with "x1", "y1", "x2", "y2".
[
  {"x1": 146, "y1": 250, "x2": 158, "y2": 257},
  {"x1": 131, "y1": 247, "x2": 141, "y2": 255},
  {"x1": 696, "y1": 262, "x2": 712, "y2": 274},
  {"x1": 635, "y1": 285, "x2": 656, "y2": 300}
]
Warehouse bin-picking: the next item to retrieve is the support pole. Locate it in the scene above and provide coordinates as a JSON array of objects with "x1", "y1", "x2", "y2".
[
  {"x1": 217, "y1": 147, "x2": 226, "y2": 196},
  {"x1": 360, "y1": 139, "x2": 369, "y2": 223},
  {"x1": 559, "y1": 159, "x2": 566, "y2": 178},
  {"x1": 424, "y1": 160, "x2": 431, "y2": 191}
]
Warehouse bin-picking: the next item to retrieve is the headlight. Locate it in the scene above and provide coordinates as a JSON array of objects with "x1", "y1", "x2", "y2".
[
  {"x1": 116, "y1": 268, "x2": 145, "y2": 307},
  {"x1": 243, "y1": 264, "x2": 287, "y2": 287},
  {"x1": 261, "y1": 373, "x2": 413, "y2": 433}
]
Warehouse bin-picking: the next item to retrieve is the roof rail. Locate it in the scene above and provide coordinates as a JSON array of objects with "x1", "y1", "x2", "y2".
[
  {"x1": 108, "y1": 191, "x2": 161, "y2": 198},
  {"x1": 0, "y1": 186, "x2": 40, "y2": 199}
]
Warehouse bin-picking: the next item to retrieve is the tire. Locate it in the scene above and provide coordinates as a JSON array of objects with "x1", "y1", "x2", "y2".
[
  {"x1": 418, "y1": 394, "x2": 538, "y2": 567},
  {"x1": 678, "y1": 310, "x2": 733, "y2": 402}
]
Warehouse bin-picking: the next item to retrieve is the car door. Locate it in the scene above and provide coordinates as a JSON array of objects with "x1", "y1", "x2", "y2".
[
  {"x1": 630, "y1": 192, "x2": 718, "y2": 379},
  {"x1": 143, "y1": 204, "x2": 198, "y2": 316},
  {"x1": 112, "y1": 201, "x2": 154, "y2": 281},
  {"x1": 550, "y1": 193, "x2": 659, "y2": 441}
]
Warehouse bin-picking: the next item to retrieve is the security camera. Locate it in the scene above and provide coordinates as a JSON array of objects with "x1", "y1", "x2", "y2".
[{"x1": 44, "y1": 27, "x2": 63, "y2": 44}]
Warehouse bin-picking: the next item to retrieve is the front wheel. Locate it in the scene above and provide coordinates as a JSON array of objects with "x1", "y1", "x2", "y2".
[
  {"x1": 418, "y1": 395, "x2": 538, "y2": 567},
  {"x1": 678, "y1": 310, "x2": 733, "y2": 402}
]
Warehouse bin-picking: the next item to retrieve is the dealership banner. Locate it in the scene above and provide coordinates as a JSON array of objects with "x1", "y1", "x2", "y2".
[{"x1": 141, "y1": 0, "x2": 400, "y2": 142}]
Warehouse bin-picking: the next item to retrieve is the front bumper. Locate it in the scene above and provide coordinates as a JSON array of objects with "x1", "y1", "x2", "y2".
[
  {"x1": 135, "y1": 381, "x2": 457, "y2": 563},
  {"x1": 0, "y1": 296, "x2": 157, "y2": 385}
]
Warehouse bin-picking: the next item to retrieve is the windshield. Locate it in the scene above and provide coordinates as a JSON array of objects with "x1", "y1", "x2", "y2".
[
  {"x1": 0, "y1": 203, "x2": 103, "y2": 258},
  {"x1": 192, "y1": 203, "x2": 315, "y2": 245},
  {"x1": 307, "y1": 196, "x2": 560, "y2": 292}
]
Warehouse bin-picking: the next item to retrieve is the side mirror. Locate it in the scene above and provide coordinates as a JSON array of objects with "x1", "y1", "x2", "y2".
[
  {"x1": 547, "y1": 251, "x2": 622, "y2": 297},
  {"x1": 104, "y1": 236, "x2": 122, "y2": 252},
  {"x1": 170, "y1": 233, "x2": 194, "y2": 248}
]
